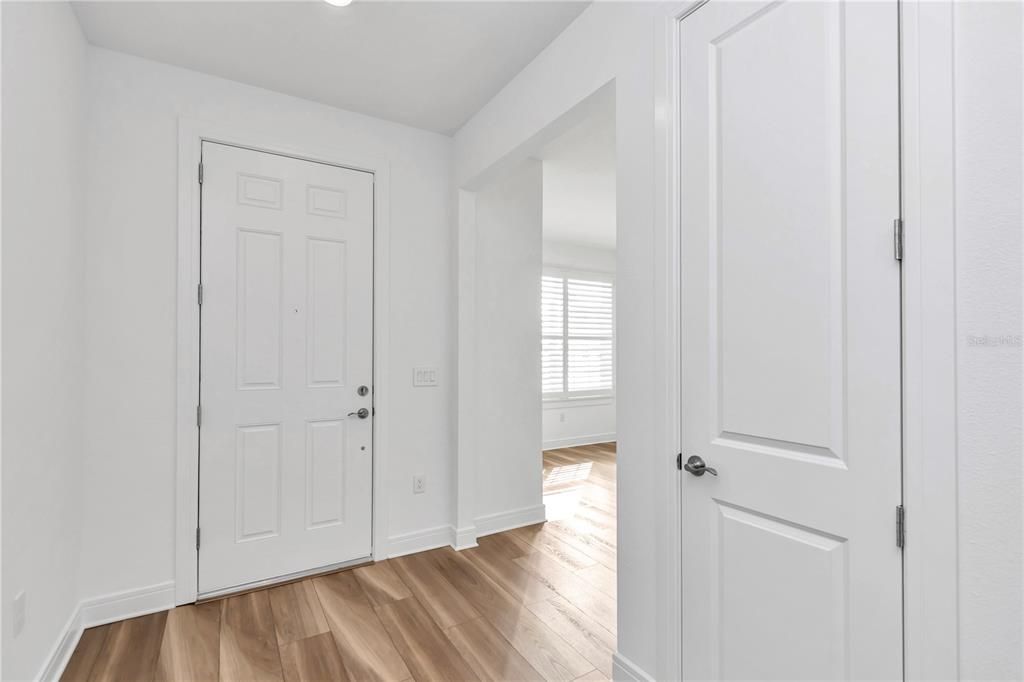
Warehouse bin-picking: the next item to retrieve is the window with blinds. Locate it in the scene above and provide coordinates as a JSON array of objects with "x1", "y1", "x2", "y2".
[{"x1": 542, "y1": 271, "x2": 614, "y2": 400}]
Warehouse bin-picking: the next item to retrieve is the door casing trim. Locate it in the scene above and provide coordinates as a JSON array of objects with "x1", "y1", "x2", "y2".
[
  {"x1": 655, "y1": 0, "x2": 959, "y2": 679},
  {"x1": 175, "y1": 118, "x2": 392, "y2": 605}
]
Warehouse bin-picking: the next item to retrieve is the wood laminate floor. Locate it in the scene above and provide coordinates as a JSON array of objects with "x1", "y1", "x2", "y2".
[{"x1": 63, "y1": 443, "x2": 617, "y2": 682}]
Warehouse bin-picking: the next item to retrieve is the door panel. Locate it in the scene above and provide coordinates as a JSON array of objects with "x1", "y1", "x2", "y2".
[
  {"x1": 714, "y1": 0, "x2": 844, "y2": 457},
  {"x1": 199, "y1": 142, "x2": 374, "y2": 594},
  {"x1": 714, "y1": 502, "x2": 848, "y2": 681},
  {"x1": 307, "y1": 238, "x2": 348, "y2": 386},
  {"x1": 679, "y1": 2, "x2": 902, "y2": 679},
  {"x1": 236, "y1": 423, "x2": 282, "y2": 541},
  {"x1": 236, "y1": 229, "x2": 283, "y2": 389}
]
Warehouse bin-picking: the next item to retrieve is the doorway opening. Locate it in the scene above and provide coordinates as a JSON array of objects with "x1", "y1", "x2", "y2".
[
  {"x1": 465, "y1": 88, "x2": 619, "y2": 669},
  {"x1": 538, "y1": 101, "x2": 618, "y2": 579}
]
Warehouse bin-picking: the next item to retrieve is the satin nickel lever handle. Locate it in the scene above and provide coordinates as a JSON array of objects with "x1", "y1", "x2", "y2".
[
  {"x1": 348, "y1": 408, "x2": 370, "y2": 419},
  {"x1": 683, "y1": 455, "x2": 717, "y2": 477}
]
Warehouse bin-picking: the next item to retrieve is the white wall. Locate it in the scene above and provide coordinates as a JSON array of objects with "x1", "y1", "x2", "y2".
[
  {"x1": 474, "y1": 160, "x2": 545, "y2": 526},
  {"x1": 455, "y1": 3, "x2": 667, "y2": 675},
  {"x1": 1, "y1": 3, "x2": 88, "y2": 679},
  {"x1": 79, "y1": 48, "x2": 456, "y2": 600},
  {"x1": 541, "y1": 104, "x2": 616, "y2": 249},
  {"x1": 544, "y1": 240, "x2": 615, "y2": 273},
  {"x1": 953, "y1": 2, "x2": 1023, "y2": 678},
  {"x1": 542, "y1": 240, "x2": 616, "y2": 450}
]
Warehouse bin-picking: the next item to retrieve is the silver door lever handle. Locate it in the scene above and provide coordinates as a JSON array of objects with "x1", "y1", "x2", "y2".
[
  {"x1": 683, "y1": 455, "x2": 717, "y2": 477},
  {"x1": 348, "y1": 408, "x2": 370, "y2": 419}
]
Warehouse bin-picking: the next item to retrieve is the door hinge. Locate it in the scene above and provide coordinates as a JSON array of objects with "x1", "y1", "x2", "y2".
[
  {"x1": 893, "y1": 218, "x2": 904, "y2": 261},
  {"x1": 196, "y1": 404, "x2": 202, "y2": 428},
  {"x1": 198, "y1": 162, "x2": 204, "y2": 185},
  {"x1": 896, "y1": 505, "x2": 906, "y2": 549},
  {"x1": 676, "y1": 453, "x2": 683, "y2": 470},
  {"x1": 196, "y1": 527, "x2": 201, "y2": 551},
  {"x1": 197, "y1": 282, "x2": 203, "y2": 306}
]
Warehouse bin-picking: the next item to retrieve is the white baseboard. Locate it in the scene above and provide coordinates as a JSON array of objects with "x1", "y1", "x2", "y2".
[
  {"x1": 612, "y1": 652, "x2": 655, "y2": 682},
  {"x1": 79, "y1": 581, "x2": 176, "y2": 628},
  {"x1": 385, "y1": 524, "x2": 456, "y2": 558},
  {"x1": 38, "y1": 606, "x2": 83, "y2": 682},
  {"x1": 475, "y1": 503, "x2": 547, "y2": 538},
  {"x1": 543, "y1": 433, "x2": 616, "y2": 450},
  {"x1": 37, "y1": 581, "x2": 175, "y2": 682},
  {"x1": 387, "y1": 505, "x2": 546, "y2": 556},
  {"x1": 386, "y1": 505, "x2": 546, "y2": 556},
  {"x1": 452, "y1": 525, "x2": 479, "y2": 551}
]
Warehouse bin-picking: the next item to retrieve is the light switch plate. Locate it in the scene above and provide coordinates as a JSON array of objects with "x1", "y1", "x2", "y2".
[{"x1": 413, "y1": 366, "x2": 439, "y2": 387}]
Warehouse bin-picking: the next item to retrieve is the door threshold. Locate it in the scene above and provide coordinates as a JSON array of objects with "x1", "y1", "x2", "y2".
[{"x1": 197, "y1": 555, "x2": 372, "y2": 603}]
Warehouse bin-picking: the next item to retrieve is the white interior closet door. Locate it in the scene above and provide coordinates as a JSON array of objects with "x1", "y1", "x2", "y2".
[
  {"x1": 199, "y1": 142, "x2": 374, "y2": 595},
  {"x1": 678, "y1": 1, "x2": 903, "y2": 679}
]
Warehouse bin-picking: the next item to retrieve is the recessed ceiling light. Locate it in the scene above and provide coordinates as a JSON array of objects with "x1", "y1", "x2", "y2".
[{"x1": 324, "y1": 0, "x2": 353, "y2": 6}]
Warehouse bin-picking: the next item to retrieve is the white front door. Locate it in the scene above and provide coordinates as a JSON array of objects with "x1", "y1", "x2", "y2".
[
  {"x1": 199, "y1": 142, "x2": 374, "y2": 595},
  {"x1": 678, "y1": 2, "x2": 902, "y2": 679}
]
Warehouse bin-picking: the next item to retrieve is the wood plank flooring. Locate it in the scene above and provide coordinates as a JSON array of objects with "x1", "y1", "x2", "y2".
[{"x1": 63, "y1": 443, "x2": 617, "y2": 681}]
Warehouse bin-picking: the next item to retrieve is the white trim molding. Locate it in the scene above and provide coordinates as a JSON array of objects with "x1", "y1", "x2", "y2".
[
  {"x1": 78, "y1": 581, "x2": 176, "y2": 629},
  {"x1": 37, "y1": 582, "x2": 175, "y2": 682},
  {"x1": 900, "y1": 2, "x2": 960, "y2": 679},
  {"x1": 455, "y1": 188, "x2": 479, "y2": 557},
  {"x1": 38, "y1": 609, "x2": 83, "y2": 682},
  {"x1": 654, "y1": 3, "x2": 704, "y2": 680},
  {"x1": 475, "y1": 504, "x2": 547, "y2": 538},
  {"x1": 612, "y1": 652, "x2": 656, "y2": 682},
  {"x1": 385, "y1": 525, "x2": 457, "y2": 559},
  {"x1": 543, "y1": 434, "x2": 616, "y2": 451},
  {"x1": 175, "y1": 117, "x2": 392, "y2": 604},
  {"x1": 452, "y1": 525, "x2": 480, "y2": 551}
]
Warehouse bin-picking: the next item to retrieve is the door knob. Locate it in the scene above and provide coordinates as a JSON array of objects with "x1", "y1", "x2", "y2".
[
  {"x1": 683, "y1": 455, "x2": 717, "y2": 477},
  {"x1": 348, "y1": 408, "x2": 370, "y2": 419}
]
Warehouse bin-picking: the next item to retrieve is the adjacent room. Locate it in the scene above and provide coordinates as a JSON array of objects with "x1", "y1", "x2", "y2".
[
  {"x1": 2, "y1": 1, "x2": 1021, "y2": 681},
  {"x1": 538, "y1": 102, "x2": 618, "y2": 610}
]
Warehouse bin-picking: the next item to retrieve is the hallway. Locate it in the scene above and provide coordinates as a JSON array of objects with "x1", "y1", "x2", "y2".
[{"x1": 62, "y1": 444, "x2": 617, "y2": 681}]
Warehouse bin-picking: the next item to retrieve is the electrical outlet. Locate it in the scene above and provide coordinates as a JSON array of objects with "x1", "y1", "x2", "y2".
[
  {"x1": 413, "y1": 474, "x2": 426, "y2": 494},
  {"x1": 12, "y1": 591, "x2": 25, "y2": 638}
]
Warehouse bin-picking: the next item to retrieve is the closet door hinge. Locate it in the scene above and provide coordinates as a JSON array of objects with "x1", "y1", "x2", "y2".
[
  {"x1": 198, "y1": 162, "x2": 204, "y2": 185},
  {"x1": 896, "y1": 505, "x2": 906, "y2": 549},
  {"x1": 196, "y1": 404, "x2": 202, "y2": 429},
  {"x1": 676, "y1": 453, "x2": 683, "y2": 470},
  {"x1": 197, "y1": 282, "x2": 203, "y2": 306},
  {"x1": 196, "y1": 527, "x2": 201, "y2": 551},
  {"x1": 893, "y1": 218, "x2": 904, "y2": 261}
]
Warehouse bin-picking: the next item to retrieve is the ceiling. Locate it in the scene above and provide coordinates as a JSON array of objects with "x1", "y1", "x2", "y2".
[
  {"x1": 541, "y1": 100, "x2": 616, "y2": 250},
  {"x1": 72, "y1": 1, "x2": 589, "y2": 135}
]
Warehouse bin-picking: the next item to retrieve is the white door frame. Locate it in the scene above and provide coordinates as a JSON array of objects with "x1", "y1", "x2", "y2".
[
  {"x1": 174, "y1": 118, "x2": 392, "y2": 605},
  {"x1": 654, "y1": 0, "x2": 959, "y2": 678}
]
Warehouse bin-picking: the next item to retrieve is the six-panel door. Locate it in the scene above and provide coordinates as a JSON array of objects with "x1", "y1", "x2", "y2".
[
  {"x1": 679, "y1": 1, "x2": 903, "y2": 679},
  {"x1": 199, "y1": 142, "x2": 373, "y2": 595}
]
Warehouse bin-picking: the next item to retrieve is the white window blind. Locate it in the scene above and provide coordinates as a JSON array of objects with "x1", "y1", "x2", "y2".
[{"x1": 542, "y1": 272, "x2": 614, "y2": 399}]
